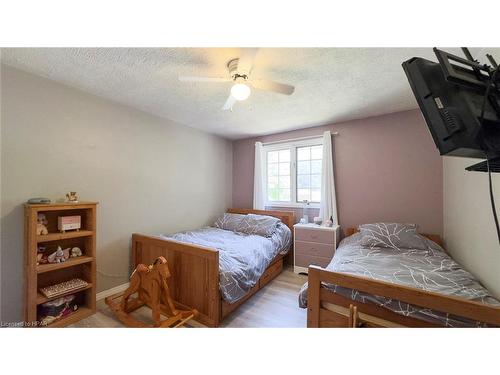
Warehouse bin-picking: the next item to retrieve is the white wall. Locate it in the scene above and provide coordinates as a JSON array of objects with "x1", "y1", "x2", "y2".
[
  {"x1": 443, "y1": 156, "x2": 500, "y2": 299},
  {"x1": 0, "y1": 65, "x2": 233, "y2": 323}
]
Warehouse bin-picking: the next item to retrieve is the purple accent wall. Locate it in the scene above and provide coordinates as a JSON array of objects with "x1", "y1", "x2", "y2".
[{"x1": 232, "y1": 110, "x2": 443, "y2": 235}]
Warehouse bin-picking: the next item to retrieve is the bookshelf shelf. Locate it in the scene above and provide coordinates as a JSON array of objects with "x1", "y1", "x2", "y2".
[
  {"x1": 41, "y1": 307, "x2": 94, "y2": 328},
  {"x1": 37, "y1": 255, "x2": 94, "y2": 274},
  {"x1": 36, "y1": 283, "x2": 93, "y2": 305},
  {"x1": 37, "y1": 230, "x2": 93, "y2": 243}
]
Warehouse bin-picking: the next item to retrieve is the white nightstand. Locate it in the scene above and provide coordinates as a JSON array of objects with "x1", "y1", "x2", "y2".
[{"x1": 293, "y1": 223, "x2": 340, "y2": 274}]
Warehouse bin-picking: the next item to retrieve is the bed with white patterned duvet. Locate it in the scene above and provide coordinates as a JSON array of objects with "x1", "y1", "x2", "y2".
[{"x1": 298, "y1": 232, "x2": 500, "y2": 327}]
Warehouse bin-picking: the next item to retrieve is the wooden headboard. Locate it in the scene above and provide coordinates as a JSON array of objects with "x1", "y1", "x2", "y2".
[
  {"x1": 227, "y1": 208, "x2": 295, "y2": 232},
  {"x1": 345, "y1": 227, "x2": 444, "y2": 248}
]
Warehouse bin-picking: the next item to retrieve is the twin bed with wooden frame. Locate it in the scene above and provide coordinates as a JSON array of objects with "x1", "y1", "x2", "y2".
[
  {"x1": 306, "y1": 227, "x2": 500, "y2": 328},
  {"x1": 131, "y1": 208, "x2": 295, "y2": 327}
]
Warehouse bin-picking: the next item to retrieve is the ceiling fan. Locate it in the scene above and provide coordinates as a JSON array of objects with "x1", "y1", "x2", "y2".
[{"x1": 178, "y1": 48, "x2": 295, "y2": 111}]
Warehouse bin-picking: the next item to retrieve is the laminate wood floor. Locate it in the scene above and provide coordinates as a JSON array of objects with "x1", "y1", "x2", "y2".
[{"x1": 71, "y1": 267, "x2": 308, "y2": 328}]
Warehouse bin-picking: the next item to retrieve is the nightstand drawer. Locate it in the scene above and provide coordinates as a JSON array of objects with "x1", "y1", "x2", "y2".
[
  {"x1": 295, "y1": 240, "x2": 335, "y2": 258},
  {"x1": 295, "y1": 228, "x2": 334, "y2": 244},
  {"x1": 295, "y1": 254, "x2": 331, "y2": 268}
]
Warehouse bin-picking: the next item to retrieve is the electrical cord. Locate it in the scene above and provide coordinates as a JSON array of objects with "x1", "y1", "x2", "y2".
[
  {"x1": 486, "y1": 157, "x2": 500, "y2": 244},
  {"x1": 97, "y1": 269, "x2": 129, "y2": 278},
  {"x1": 479, "y1": 67, "x2": 500, "y2": 245}
]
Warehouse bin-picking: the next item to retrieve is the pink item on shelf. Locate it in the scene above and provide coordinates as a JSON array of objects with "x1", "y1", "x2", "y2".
[{"x1": 57, "y1": 215, "x2": 81, "y2": 232}]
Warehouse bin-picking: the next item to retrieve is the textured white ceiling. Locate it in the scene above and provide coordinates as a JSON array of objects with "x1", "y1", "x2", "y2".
[{"x1": 2, "y1": 47, "x2": 498, "y2": 139}]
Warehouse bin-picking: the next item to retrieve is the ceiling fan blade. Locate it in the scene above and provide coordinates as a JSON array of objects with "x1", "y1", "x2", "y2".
[
  {"x1": 237, "y1": 48, "x2": 259, "y2": 75},
  {"x1": 178, "y1": 76, "x2": 230, "y2": 82},
  {"x1": 250, "y1": 79, "x2": 295, "y2": 95},
  {"x1": 222, "y1": 95, "x2": 237, "y2": 111}
]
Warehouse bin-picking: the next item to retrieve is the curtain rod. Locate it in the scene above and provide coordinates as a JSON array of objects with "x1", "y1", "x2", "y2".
[{"x1": 261, "y1": 132, "x2": 339, "y2": 146}]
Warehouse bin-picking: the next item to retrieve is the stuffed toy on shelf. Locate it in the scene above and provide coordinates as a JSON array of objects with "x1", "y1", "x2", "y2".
[
  {"x1": 70, "y1": 247, "x2": 82, "y2": 257},
  {"x1": 47, "y1": 246, "x2": 70, "y2": 263},
  {"x1": 37, "y1": 213, "x2": 49, "y2": 235}
]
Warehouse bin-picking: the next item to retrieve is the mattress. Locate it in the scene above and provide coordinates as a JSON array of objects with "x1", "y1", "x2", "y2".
[
  {"x1": 298, "y1": 232, "x2": 500, "y2": 327},
  {"x1": 163, "y1": 222, "x2": 291, "y2": 304}
]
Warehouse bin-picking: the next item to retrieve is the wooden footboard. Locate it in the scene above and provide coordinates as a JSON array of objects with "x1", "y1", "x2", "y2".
[
  {"x1": 307, "y1": 265, "x2": 500, "y2": 327},
  {"x1": 132, "y1": 234, "x2": 221, "y2": 327}
]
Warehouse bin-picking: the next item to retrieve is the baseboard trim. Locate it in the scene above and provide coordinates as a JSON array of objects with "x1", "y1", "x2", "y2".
[{"x1": 96, "y1": 282, "x2": 130, "y2": 301}]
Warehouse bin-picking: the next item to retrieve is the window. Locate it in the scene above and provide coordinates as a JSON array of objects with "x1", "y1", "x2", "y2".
[{"x1": 264, "y1": 138, "x2": 323, "y2": 207}]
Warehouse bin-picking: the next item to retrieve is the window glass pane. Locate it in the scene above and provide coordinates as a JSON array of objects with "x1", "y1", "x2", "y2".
[
  {"x1": 279, "y1": 149, "x2": 290, "y2": 162},
  {"x1": 268, "y1": 176, "x2": 278, "y2": 189},
  {"x1": 311, "y1": 160, "x2": 322, "y2": 174},
  {"x1": 268, "y1": 188, "x2": 279, "y2": 201},
  {"x1": 266, "y1": 148, "x2": 291, "y2": 202},
  {"x1": 297, "y1": 189, "x2": 310, "y2": 202},
  {"x1": 279, "y1": 189, "x2": 290, "y2": 201},
  {"x1": 279, "y1": 175, "x2": 290, "y2": 189},
  {"x1": 311, "y1": 145, "x2": 323, "y2": 160},
  {"x1": 297, "y1": 147, "x2": 310, "y2": 161},
  {"x1": 268, "y1": 163, "x2": 278, "y2": 176},
  {"x1": 296, "y1": 144, "x2": 322, "y2": 203},
  {"x1": 279, "y1": 162, "x2": 290, "y2": 175},
  {"x1": 297, "y1": 175, "x2": 310, "y2": 189},
  {"x1": 311, "y1": 174, "x2": 321, "y2": 188},
  {"x1": 297, "y1": 160, "x2": 310, "y2": 174},
  {"x1": 268, "y1": 151, "x2": 279, "y2": 163},
  {"x1": 311, "y1": 189, "x2": 321, "y2": 202}
]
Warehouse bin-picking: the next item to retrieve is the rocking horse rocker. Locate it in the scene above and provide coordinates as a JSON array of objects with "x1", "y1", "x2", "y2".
[{"x1": 105, "y1": 256, "x2": 198, "y2": 327}]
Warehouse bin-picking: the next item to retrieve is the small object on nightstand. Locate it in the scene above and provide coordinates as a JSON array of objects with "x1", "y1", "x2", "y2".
[
  {"x1": 313, "y1": 216, "x2": 322, "y2": 225},
  {"x1": 293, "y1": 223, "x2": 340, "y2": 274},
  {"x1": 65, "y1": 191, "x2": 79, "y2": 203},
  {"x1": 324, "y1": 215, "x2": 334, "y2": 227},
  {"x1": 301, "y1": 200, "x2": 310, "y2": 224}
]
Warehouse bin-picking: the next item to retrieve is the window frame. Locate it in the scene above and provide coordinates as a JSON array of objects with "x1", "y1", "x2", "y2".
[{"x1": 263, "y1": 137, "x2": 323, "y2": 209}]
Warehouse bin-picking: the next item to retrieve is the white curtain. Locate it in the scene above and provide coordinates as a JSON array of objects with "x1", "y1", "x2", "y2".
[
  {"x1": 253, "y1": 141, "x2": 265, "y2": 210},
  {"x1": 319, "y1": 131, "x2": 338, "y2": 225}
]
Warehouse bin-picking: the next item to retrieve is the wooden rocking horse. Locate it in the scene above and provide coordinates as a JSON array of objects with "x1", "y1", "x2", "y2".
[{"x1": 105, "y1": 256, "x2": 198, "y2": 327}]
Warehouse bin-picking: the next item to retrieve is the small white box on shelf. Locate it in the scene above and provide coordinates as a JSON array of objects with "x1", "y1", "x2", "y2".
[{"x1": 57, "y1": 215, "x2": 81, "y2": 232}]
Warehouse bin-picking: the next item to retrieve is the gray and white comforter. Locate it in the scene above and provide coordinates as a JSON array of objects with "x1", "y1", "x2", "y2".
[
  {"x1": 299, "y1": 233, "x2": 500, "y2": 327},
  {"x1": 163, "y1": 222, "x2": 291, "y2": 304}
]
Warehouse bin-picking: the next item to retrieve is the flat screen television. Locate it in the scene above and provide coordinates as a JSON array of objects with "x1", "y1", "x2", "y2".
[
  {"x1": 403, "y1": 48, "x2": 500, "y2": 244},
  {"x1": 402, "y1": 49, "x2": 500, "y2": 161}
]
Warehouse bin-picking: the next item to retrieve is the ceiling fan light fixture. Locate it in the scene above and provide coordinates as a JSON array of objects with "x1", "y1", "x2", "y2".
[{"x1": 231, "y1": 83, "x2": 251, "y2": 101}]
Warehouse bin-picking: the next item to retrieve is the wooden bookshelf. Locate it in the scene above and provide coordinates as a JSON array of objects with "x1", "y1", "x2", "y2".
[{"x1": 25, "y1": 201, "x2": 98, "y2": 327}]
